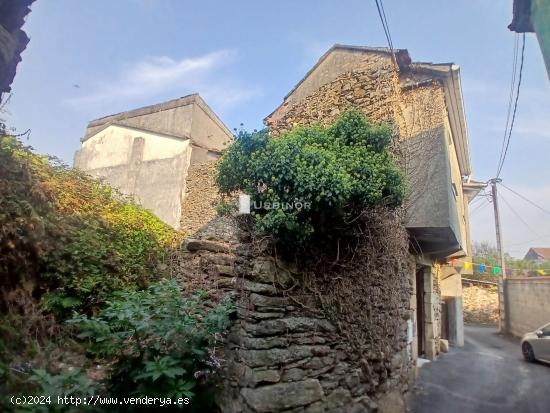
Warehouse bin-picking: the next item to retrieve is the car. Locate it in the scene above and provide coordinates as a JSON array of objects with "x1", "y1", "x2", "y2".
[{"x1": 521, "y1": 322, "x2": 550, "y2": 363}]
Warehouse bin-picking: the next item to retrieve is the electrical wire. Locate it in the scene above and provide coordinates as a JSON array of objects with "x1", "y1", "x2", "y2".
[
  {"x1": 496, "y1": 34, "x2": 519, "y2": 175},
  {"x1": 499, "y1": 182, "x2": 550, "y2": 217},
  {"x1": 470, "y1": 198, "x2": 491, "y2": 216},
  {"x1": 507, "y1": 233, "x2": 550, "y2": 248},
  {"x1": 378, "y1": 0, "x2": 393, "y2": 50},
  {"x1": 499, "y1": 191, "x2": 540, "y2": 237},
  {"x1": 496, "y1": 33, "x2": 526, "y2": 178},
  {"x1": 374, "y1": 0, "x2": 396, "y2": 67}
]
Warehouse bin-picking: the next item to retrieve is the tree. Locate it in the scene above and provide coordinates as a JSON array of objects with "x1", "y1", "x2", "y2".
[{"x1": 216, "y1": 111, "x2": 405, "y2": 248}]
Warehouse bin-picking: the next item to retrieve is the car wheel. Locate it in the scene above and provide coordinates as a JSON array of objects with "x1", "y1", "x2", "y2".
[{"x1": 522, "y1": 342, "x2": 536, "y2": 362}]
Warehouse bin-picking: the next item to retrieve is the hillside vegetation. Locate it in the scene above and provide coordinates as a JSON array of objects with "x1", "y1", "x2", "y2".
[{"x1": 0, "y1": 136, "x2": 231, "y2": 412}]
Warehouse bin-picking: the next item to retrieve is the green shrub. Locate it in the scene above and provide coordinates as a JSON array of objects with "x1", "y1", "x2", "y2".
[
  {"x1": 216, "y1": 111, "x2": 405, "y2": 246},
  {"x1": 23, "y1": 369, "x2": 99, "y2": 413},
  {"x1": 0, "y1": 135, "x2": 177, "y2": 317},
  {"x1": 68, "y1": 279, "x2": 232, "y2": 410}
]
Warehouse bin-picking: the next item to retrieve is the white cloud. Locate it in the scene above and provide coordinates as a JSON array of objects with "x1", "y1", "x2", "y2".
[{"x1": 65, "y1": 49, "x2": 260, "y2": 112}]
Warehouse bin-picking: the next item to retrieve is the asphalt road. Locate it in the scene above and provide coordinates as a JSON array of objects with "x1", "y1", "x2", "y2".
[{"x1": 407, "y1": 325, "x2": 550, "y2": 413}]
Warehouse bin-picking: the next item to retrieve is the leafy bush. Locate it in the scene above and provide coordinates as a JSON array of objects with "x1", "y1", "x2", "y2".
[
  {"x1": 0, "y1": 135, "x2": 176, "y2": 317},
  {"x1": 23, "y1": 369, "x2": 99, "y2": 413},
  {"x1": 216, "y1": 111, "x2": 405, "y2": 246},
  {"x1": 68, "y1": 279, "x2": 232, "y2": 410}
]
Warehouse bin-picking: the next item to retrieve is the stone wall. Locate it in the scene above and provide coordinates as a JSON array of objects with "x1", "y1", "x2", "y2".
[
  {"x1": 179, "y1": 162, "x2": 221, "y2": 237},
  {"x1": 266, "y1": 55, "x2": 400, "y2": 136},
  {"x1": 461, "y1": 282, "x2": 498, "y2": 326},
  {"x1": 173, "y1": 217, "x2": 412, "y2": 413}
]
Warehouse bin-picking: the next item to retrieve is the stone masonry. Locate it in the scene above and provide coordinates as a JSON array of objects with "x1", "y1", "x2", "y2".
[{"x1": 174, "y1": 216, "x2": 412, "y2": 413}]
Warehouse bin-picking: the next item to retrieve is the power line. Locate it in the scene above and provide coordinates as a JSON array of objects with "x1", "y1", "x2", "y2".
[
  {"x1": 499, "y1": 191, "x2": 540, "y2": 237},
  {"x1": 374, "y1": 0, "x2": 396, "y2": 67},
  {"x1": 507, "y1": 233, "x2": 550, "y2": 248},
  {"x1": 470, "y1": 198, "x2": 491, "y2": 216},
  {"x1": 378, "y1": 0, "x2": 393, "y2": 50},
  {"x1": 496, "y1": 34, "x2": 519, "y2": 175},
  {"x1": 499, "y1": 182, "x2": 550, "y2": 217},
  {"x1": 496, "y1": 33, "x2": 526, "y2": 178}
]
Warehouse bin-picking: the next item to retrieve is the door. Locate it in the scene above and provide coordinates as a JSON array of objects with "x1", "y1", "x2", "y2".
[{"x1": 416, "y1": 268, "x2": 425, "y2": 357}]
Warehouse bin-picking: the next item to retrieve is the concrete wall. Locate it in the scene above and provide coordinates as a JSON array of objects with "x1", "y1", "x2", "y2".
[
  {"x1": 404, "y1": 128, "x2": 453, "y2": 229},
  {"x1": 75, "y1": 125, "x2": 191, "y2": 229},
  {"x1": 83, "y1": 95, "x2": 233, "y2": 151},
  {"x1": 85, "y1": 103, "x2": 194, "y2": 144},
  {"x1": 505, "y1": 278, "x2": 550, "y2": 336},
  {"x1": 191, "y1": 99, "x2": 234, "y2": 151},
  {"x1": 75, "y1": 95, "x2": 234, "y2": 229},
  {"x1": 441, "y1": 273, "x2": 464, "y2": 346},
  {"x1": 77, "y1": 125, "x2": 190, "y2": 169}
]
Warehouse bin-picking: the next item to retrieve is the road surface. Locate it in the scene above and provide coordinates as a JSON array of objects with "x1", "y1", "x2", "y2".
[{"x1": 407, "y1": 325, "x2": 550, "y2": 413}]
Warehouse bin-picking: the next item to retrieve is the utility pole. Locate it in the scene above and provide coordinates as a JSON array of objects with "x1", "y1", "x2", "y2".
[{"x1": 489, "y1": 178, "x2": 507, "y2": 333}]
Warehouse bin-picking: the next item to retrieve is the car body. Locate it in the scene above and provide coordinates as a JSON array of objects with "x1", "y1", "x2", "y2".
[{"x1": 521, "y1": 322, "x2": 550, "y2": 363}]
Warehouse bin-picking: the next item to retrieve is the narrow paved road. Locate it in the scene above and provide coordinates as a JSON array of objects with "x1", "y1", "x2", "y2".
[{"x1": 407, "y1": 325, "x2": 550, "y2": 413}]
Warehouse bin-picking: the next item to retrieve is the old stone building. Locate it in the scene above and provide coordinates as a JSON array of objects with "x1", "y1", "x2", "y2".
[
  {"x1": 265, "y1": 44, "x2": 482, "y2": 361},
  {"x1": 74, "y1": 94, "x2": 233, "y2": 229}
]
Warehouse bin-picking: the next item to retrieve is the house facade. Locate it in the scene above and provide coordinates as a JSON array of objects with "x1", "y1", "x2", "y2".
[
  {"x1": 265, "y1": 45, "x2": 481, "y2": 360},
  {"x1": 74, "y1": 94, "x2": 233, "y2": 229}
]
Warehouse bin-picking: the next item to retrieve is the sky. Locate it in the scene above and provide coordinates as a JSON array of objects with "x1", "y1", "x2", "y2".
[{"x1": 5, "y1": 0, "x2": 550, "y2": 258}]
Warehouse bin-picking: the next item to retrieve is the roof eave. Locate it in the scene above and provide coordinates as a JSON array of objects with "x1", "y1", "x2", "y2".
[{"x1": 450, "y1": 64, "x2": 472, "y2": 176}]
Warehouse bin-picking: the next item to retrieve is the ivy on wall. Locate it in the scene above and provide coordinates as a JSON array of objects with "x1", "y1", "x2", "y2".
[{"x1": 216, "y1": 111, "x2": 405, "y2": 247}]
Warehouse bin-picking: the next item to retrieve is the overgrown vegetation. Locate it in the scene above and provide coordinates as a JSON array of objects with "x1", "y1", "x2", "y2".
[
  {"x1": 69, "y1": 279, "x2": 231, "y2": 411},
  {"x1": 216, "y1": 111, "x2": 405, "y2": 248},
  {"x1": 217, "y1": 113, "x2": 411, "y2": 393},
  {"x1": 0, "y1": 136, "x2": 175, "y2": 318},
  {"x1": 0, "y1": 135, "x2": 230, "y2": 411}
]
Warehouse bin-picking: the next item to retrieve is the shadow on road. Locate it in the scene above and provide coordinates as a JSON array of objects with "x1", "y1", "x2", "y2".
[{"x1": 406, "y1": 325, "x2": 550, "y2": 413}]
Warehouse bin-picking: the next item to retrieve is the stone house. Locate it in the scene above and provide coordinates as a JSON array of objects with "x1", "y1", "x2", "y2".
[
  {"x1": 265, "y1": 44, "x2": 483, "y2": 361},
  {"x1": 74, "y1": 94, "x2": 233, "y2": 229}
]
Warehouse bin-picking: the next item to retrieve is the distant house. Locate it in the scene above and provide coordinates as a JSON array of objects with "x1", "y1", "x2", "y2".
[
  {"x1": 524, "y1": 247, "x2": 550, "y2": 262},
  {"x1": 265, "y1": 44, "x2": 483, "y2": 360},
  {"x1": 74, "y1": 94, "x2": 233, "y2": 229}
]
